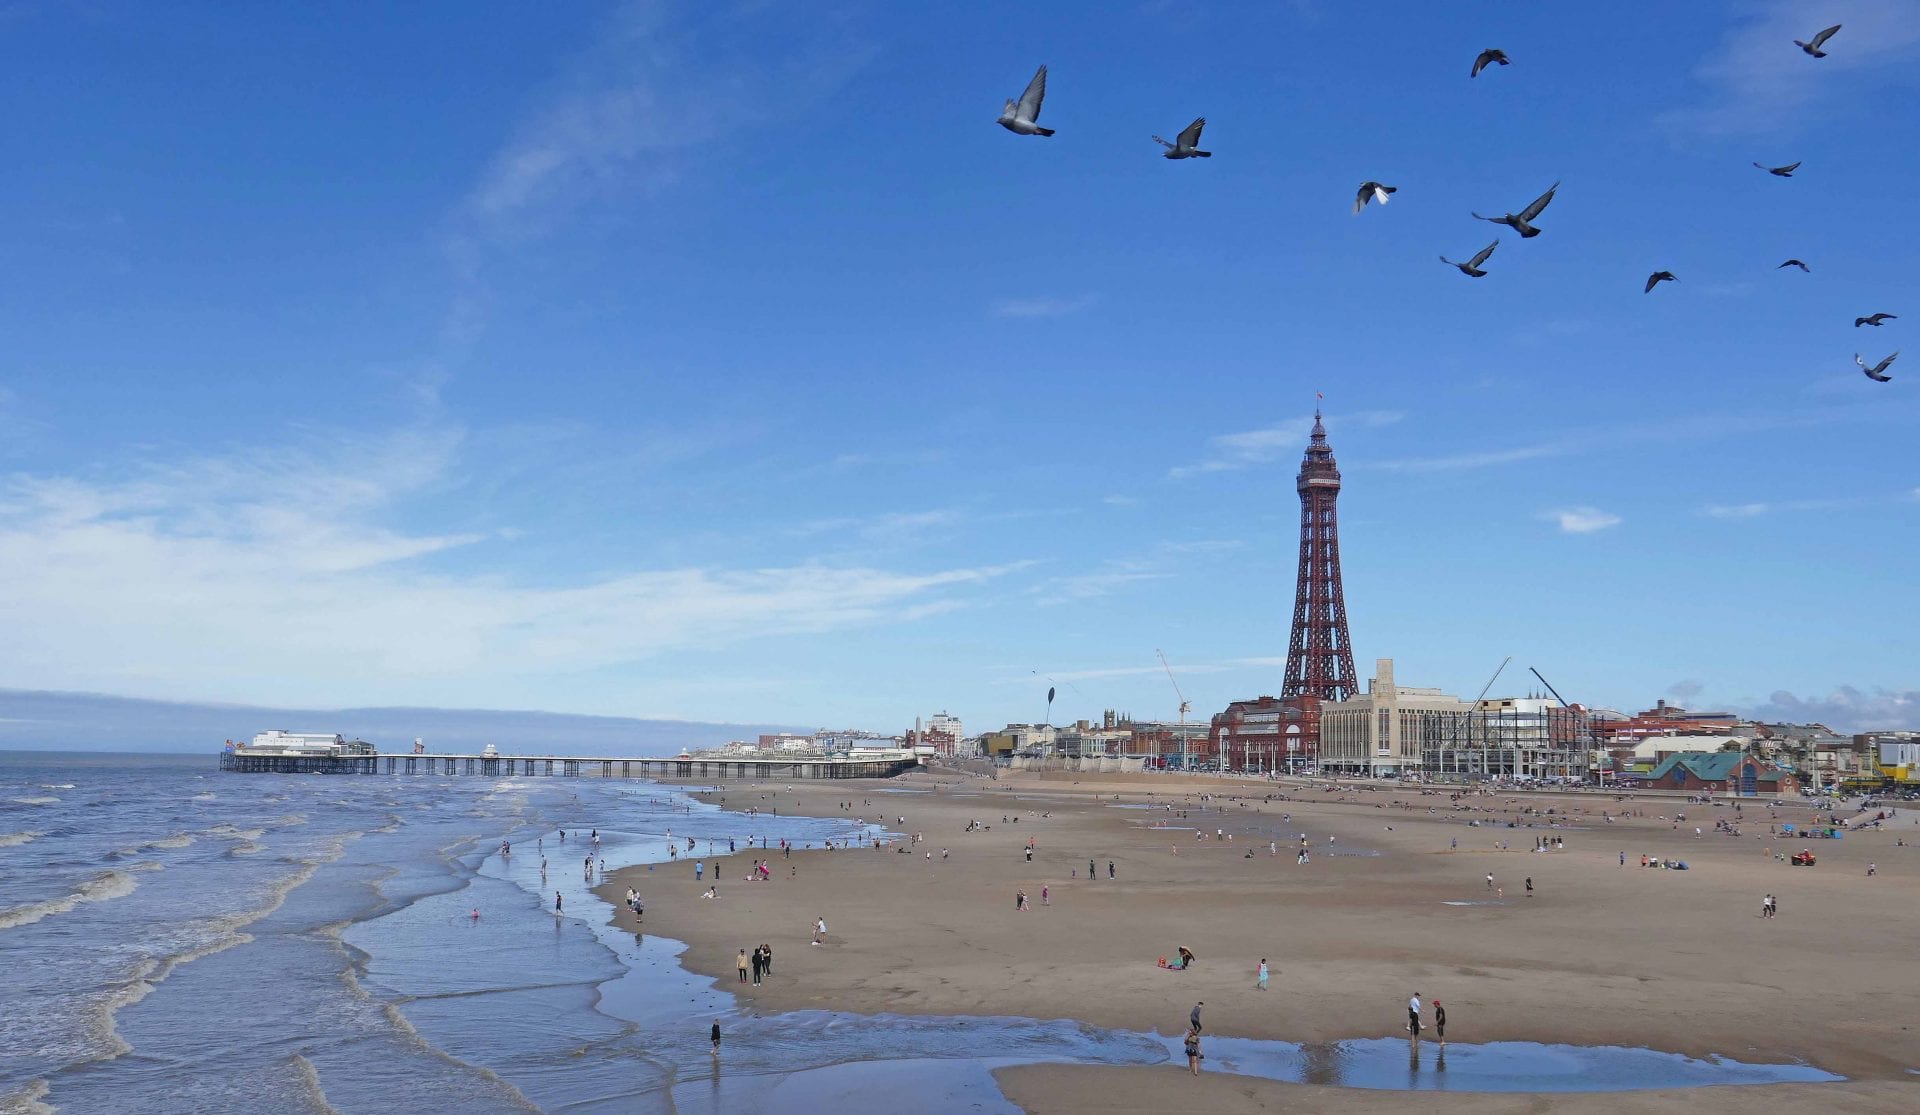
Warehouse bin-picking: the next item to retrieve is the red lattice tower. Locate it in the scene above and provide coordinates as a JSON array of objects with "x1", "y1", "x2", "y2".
[{"x1": 1281, "y1": 409, "x2": 1358, "y2": 702}]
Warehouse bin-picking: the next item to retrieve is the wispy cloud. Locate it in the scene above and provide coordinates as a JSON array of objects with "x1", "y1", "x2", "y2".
[
  {"x1": 1542, "y1": 507, "x2": 1622, "y2": 534},
  {"x1": 1029, "y1": 540, "x2": 1241, "y2": 605},
  {"x1": 0, "y1": 428, "x2": 1017, "y2": 705},
  {"x1": 1377, "y1": 443, "x2": 1568, "y2": 473},
  {"x1": 1101, "y1": 494, "x2": 1138, "y2": 507},
  {"x1": 992, "y1": 295, "x2": 1098, "y2": 319},
  {"x1": 1662, "y1": 0, "x2": 1920, "y2": 137},
  {"x1": 793, "y1": 508, "x2": 966, "y2": 544},
  {"x1": 1171, "y1": 410, "x2": 1403, "y2": 479},
  {"x1": 1702, "y1": 489, "x2": 1919, "y2": 519}
]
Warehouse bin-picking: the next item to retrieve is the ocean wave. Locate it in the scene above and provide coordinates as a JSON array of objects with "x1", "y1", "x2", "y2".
[
  {"x1": 0, "y1": 869, "x2": 139, "y2": 931},
  {"x1": 191, "y1": 792, "x2": 216, "y2": 801},
  {"x1": 146, "y1": 832, "x2": 196, "y2": 850},
  {"x1": 0, "y1": 831, "x2": 40, "y2": 848},
  {"x1": 9, "y1": 796, "x2": 60, "y2": 806},
  {"x1": 78, "y1": 851, "x2": 338, "y2": 1077},
  {"x1": 40, "y1": 783, "x2": 77, "y2": 790},
  {"x1": 0, "y1": 1078, "x2": 53, "y2": 1115},
  {"x1": 291, "y1": 1054, "x2": 342, "y2": 1115},
  {"x1": 230, "y1": 841, "x2": 265, "y2": 856}
]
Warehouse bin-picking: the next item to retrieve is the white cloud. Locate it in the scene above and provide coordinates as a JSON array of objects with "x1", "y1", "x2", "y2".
[
  {"x1": 1171, "y1": 410, "x2": 1402, "y2": 479},
  {"x1": 1662, "y1": 0, "x2": 1920, "y2": 137},
  {"x1": 0, "y1": 430, "x2": 1017, "y2": 706},
  {"x1": 1542, "y1": 507, "x2": 1622, "y2": 534},
  {"x1": 992, "y1": 295, "x2": 1098, "y2": 319},
  {"x1": 1738, "y1": 686, "x2": 1920, "y2": 733},
  {"x1": 1704, "y1": 502, "x2": 1771, "y2": 519}
]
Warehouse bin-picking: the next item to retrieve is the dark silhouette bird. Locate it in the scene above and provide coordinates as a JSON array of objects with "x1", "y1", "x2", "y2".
[
  {"x1": 1855, "y1": 313, "x2": 1897, "y2": 327},
  {"x1": 1795, "y1": 24, "x2": 1841, "y2": 57},
  {"x1": 1471, "y1": 49, "x2": 1509, "y2": 77},
  {"x1": 1645, "y1": 271, "x2": 1677, "y2": 293},
  {"x1": 1440, "y1": 239, "x2": 1499, "y2": 277},
  {"x1": 1754, "y1": 161, "x2": 1801, "y2": 177},
  {"x1": 997, "y1": 65, "x2": 1054, "y2": 136},
  {"x1": 1777, "y1": 259, "x2": 1810, "y2": 272},
  {"x1": 1353, "y1": 181, "x2": 1396, "y2": 214},
  {"x1": 1153, "y1": 117, "x2": 1211, "y2": 159},
  {"x1": 1856, "y1": 351, "x2": 1897, "y2": 382},
  {"x1": 1473, "y1": 182, "x2": 1559, "y2": 238}
]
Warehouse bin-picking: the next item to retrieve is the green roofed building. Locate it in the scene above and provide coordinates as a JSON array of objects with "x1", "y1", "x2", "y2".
[{"x1": 1639, "y1": 751, "x2": 1800, "y2": 796}]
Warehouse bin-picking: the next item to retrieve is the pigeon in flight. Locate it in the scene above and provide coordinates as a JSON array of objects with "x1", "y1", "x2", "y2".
[
  {"x1": 998, "y1": 65, "x2": 1054, "y2": 136},
  {"x1": 1855, "y1": 313, "x2": 1897, "y2": 327},
  {"x1": 1856, "y1": 351, "x2": 1897, "y2": 383},
  {"x1": 1153, "y1": 118, "x2": 1212, "y2": 159},
  {"x1": 1644, "y1": 271, "x2": 1677, "y2": 293},
  {"x1": 1473, "y1": 182, "x2": 1559, "y2": 238},
  {"x1": 1754, "y1": 161, "x2": 1801, "y2": 177},
  {"x1": 1795, "y1": 24, "x2": 1841, "y2": 57},
  {"x1": 1440, "y1": 239, "x2": 1499, "y2": 277},
  {"x1": 1777, "y1": 259, "x2": 1810, "y2": 272},
  {"x1": 1353, "y1": 181, "x2": 1396, "y2": 214},
  {"x1": 1471, "y1": 49, "x2": 1509, "y2": 77}
]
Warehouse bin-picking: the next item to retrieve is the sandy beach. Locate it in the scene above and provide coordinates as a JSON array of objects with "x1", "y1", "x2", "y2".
[{"x1": 598, "y1": 769, "x2": 1920, "y2": 1111}]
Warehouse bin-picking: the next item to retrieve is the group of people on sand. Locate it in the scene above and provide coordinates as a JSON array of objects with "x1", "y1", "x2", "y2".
[{"x1": 734, "y1": 943, "x2": 774, "y2": 985}]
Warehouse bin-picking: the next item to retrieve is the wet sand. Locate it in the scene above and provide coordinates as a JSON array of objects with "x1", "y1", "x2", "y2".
[{"x1": 599, "y1": 769, "x2": 1920, "y2": 1109}]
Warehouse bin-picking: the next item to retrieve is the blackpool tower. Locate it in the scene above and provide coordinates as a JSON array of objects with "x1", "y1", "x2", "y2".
[{"x1": 1281, "y1": 408, "x2": 1358, "y2": 702}]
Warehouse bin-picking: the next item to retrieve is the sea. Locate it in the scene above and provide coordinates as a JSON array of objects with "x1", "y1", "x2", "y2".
[{"x1": 0, "y1": 752, "x2": 1845, "y2": 1114}]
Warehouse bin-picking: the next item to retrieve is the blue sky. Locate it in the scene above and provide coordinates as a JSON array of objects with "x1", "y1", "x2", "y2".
[{"x1": 3, "y1": 1, "x2": 1917, "y2": 736}]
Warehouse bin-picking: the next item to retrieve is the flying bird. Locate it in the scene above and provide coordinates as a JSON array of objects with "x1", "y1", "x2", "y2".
[
  {"x1": 1753, "y1": 161, "x2": 1801, "y2": 177},
  {"x1": 1353, "y1": 181, "x2": 1396, "y2": 214},
  {"x1": 1440, "y1": 239, "x2": 1499, "y2": 277},
  {"x1": 1777, "y1": 259, "x2": 1810, "y2": 272},
  {"x1": 1856, "y1": 351, "x2": 1898, "y2": 382},
  {"x1": 1795, "y1": 24, "x2": 1841, "y2": 57},
  {"x1": 1471, "y1": 49, "x2": 1509, "y2": 77},
  {"x1": 1855, "y1": 313, "x2": 1897, "y2": 327},
  {"x1": 1153, "y1": 117, "x2": 1212, "y2": 159},
  {"x1": 1645, "y1": 271, "x2": 1677, "y2": 293},
  {"x1": 1473, "y1": 181, "x2": 1559, "y2": 238},
  {"x1": 998, "y1": 65, "x2": 1054, "y2": 136}
]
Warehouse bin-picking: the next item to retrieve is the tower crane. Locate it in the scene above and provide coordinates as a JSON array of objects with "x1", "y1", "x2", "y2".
[{"x1": 1157, "y1": 649, "x2": 1191, "y2": 771}]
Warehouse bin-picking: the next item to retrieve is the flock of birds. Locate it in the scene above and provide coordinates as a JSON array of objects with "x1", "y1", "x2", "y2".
[{"x1": 994, "y1": 22, "x2": 1897, "y2": 384}]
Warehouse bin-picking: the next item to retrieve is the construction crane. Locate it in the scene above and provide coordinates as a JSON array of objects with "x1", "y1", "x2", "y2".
[{"x1": 1157, "y1": 649, "x2": 1191, "y2": 772}]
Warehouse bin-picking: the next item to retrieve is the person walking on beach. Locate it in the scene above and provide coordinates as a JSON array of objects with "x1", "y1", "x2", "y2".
[
  {"x1": 761, "y1": 943, "x2": 772, "y2": 976},
  {"x1": 1088, "y1": 859, "x2": 1096, "y2": 879},
  {"x1": 1255, "y1": 958, "x2": 1269, "y2": 990},
  {"x1": 1041, "y1": 885, "x2": 1050, "y2": 906},
  {"x1": 750, "y1": 946, "x2": 763, "y2": 986},
  {"x1": 1190, "y1": 1001, "x2": 1204, "y2": 1033},
  {"x1": 554, "y1": 891, "x2": 563, "y2": 913},
  {"x1": 695, "y1": 861, "x2": 704, "y2": 881},
  {"x1": 1486, "y1": 872, "x2": 1495, "y2": 890},
  {"x1": 1525, "y1": 876, "x2": 1533, "y2": 898},
  {"x1": 813, "y1": 916, "x2": 826, "y2": 945},
  {"x1": 1434, "y1": 999, "x2": 1447, "y2": 1045},
  {"x1": 711, "y1": 1020, "x2": 721, "y2": 1057},
  {"x1": 1184, "y1": 1027, "x2": 1203, "y2": 1075},
  {"x1": 1025, "y1": 845, "x2": 1032, "y2": 862},
  {"x1": 1108, "y1": 860, "x2": 1116, "y2": 880},
  {"x1": 737, "y1": 949, "x2": 750, "y2": 983}
]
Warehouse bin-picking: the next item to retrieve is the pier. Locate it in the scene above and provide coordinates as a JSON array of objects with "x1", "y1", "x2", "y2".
[{"x1": 219, "y1": 751, "x2": 919, "y2": 780}]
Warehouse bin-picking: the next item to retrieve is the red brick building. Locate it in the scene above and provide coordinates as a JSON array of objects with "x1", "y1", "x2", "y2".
[{"x1": 1209, "y1": 694, "x2": 1320, "y2": 772}]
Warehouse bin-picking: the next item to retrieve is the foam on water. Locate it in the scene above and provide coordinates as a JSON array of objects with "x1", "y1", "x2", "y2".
[{"x1": 0, "y1": 869, "x2": 139, "y2": 930}]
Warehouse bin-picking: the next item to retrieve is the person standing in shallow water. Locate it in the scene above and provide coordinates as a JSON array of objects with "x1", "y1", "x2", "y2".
[
  {"x1": 1408, "y1": 992, "x2": 1423, "y2": 1041},
  {"x1": 711, "y1": 1020, "x2": 721, "y2": 1056},
  {"x1": 1434, "y1": 999, "x2": 1447, "y2": 1045},
  {"x1": 1184, "y1": 1027, "x2": 1203, "y2": 1075}
]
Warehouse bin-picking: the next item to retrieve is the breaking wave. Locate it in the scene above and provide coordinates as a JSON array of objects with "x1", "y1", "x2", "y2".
[
  {"x1": 0, "y1": 831, "x2": 40, "y2": 849},
  {"x1": 0, "y1": 870, "x2": 138, "y2": 931}
]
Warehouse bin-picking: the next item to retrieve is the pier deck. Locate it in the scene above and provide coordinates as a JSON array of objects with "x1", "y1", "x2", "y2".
[{"x1": 219, "y1": 751, "x2": 918, "y2": 780}]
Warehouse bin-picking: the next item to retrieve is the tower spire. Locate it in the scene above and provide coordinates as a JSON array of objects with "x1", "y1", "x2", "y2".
[{"x1": 1281, "y1": 408, "x2": 1358, "y2": 703}]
